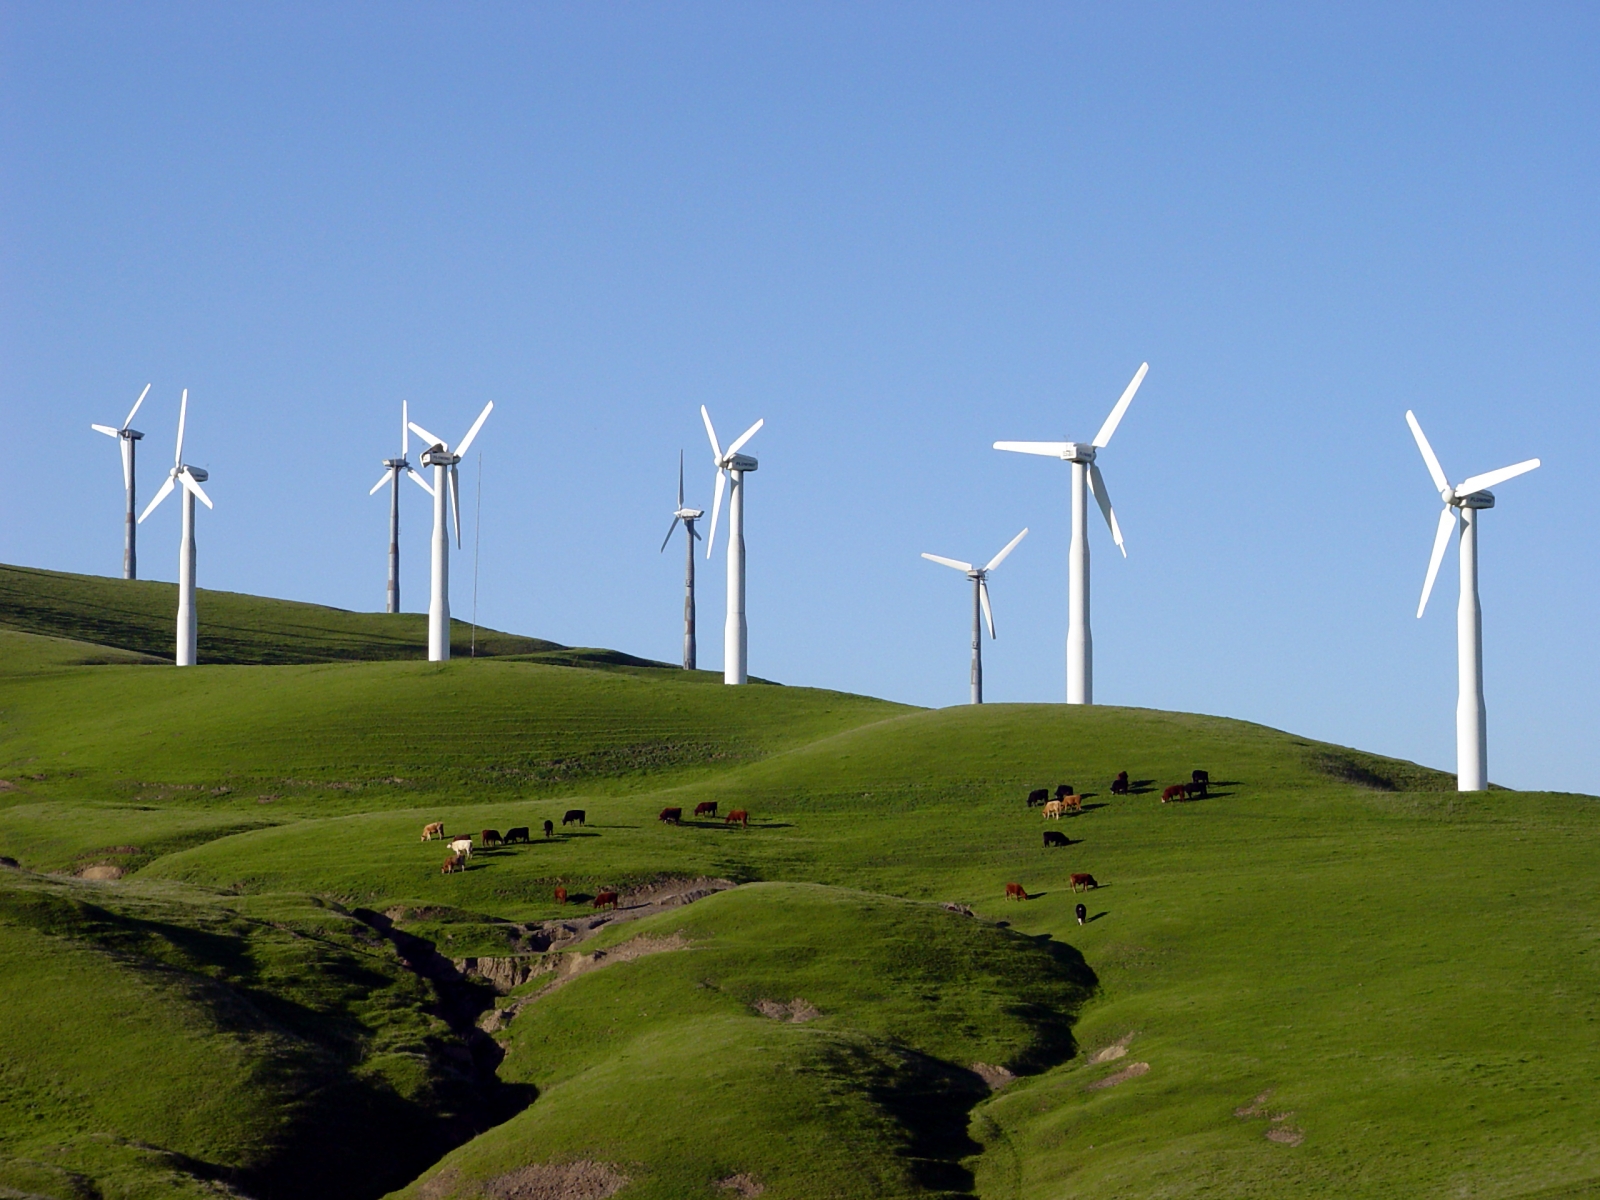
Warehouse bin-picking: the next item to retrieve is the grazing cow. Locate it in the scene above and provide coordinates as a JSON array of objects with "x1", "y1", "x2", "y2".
[
  {"x1": 659, "y1": 807, "x2": 682, "y2": 825},
  {"x1": 1059, "y1": 794, "x2": 1083, "y2": 814},
  {"x1": 593, "y1": 890, "x2": 619, "y2": 911},
  {"x1": 480, "y1": 829, "x2": 503, "y2": 848},
  {"x1": 543, "y1": 819, "x2": 555, "y2": 838},
  {"x1": 1192, "y1": 769, "x2": 1210, "y2": 787},
  {"x1": 1042, "y1": 800, "x2": 1065, "y2": 819},
  {"x1": 1005, "y1": 882, "x2": 1028, "y2": 901},
  {"x1": 1070, "y1": 873, "x2": 1099, "y2": 892},
  {"x1": 450, "y1": 837, "x2": 473, "y2": 859},
  {"x1": 694, "y1": 801, "x2": 718, "y2": 818},
  {"x1": 562, "y1": 809, "x2": 586, "y2": 827},
  {"x1": 442, "y1": 853, "x2": 465, "y2": 874},
  {"x1": 725, "y1": 810, "x2": 749, "y2": 828},
  {"x1": 1043, "y1": 830, "x2": 1069, "y2": 848},
  {"x1": 553, "y1": 886, "x2": 567, "y2": 905},
  {"x1": 421, "y1": 821, "x2": 445, "y2": 842},
  {"x1": 1027, "y1": 788, "x2": 1049, "y2": 808},
  {"x1": 1076, "y1": 902, "x2": 1087, "y2": 925},
  {"x1": 504, "y1": 827, "x2": 530, "y2": 845},
  {"x1": 1053, "y1": 783, "x2": 1075, "y2": 802},
  {"x1": 1184, "y1": 781, "x2": 1207, "y2": 800},
  {"x1": 1160, "y1": 785, "x2": 1185, "y2": 804},
  {"x1": 1110, "y1": 772, "x2": 1130, "y2": 796}
]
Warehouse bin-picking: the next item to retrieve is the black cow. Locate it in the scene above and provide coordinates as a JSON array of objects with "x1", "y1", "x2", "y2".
[
  {"x1": 1076, "y1": 902, "x2": 1087, "y2": 925},
  {"x1": 1110, "y1": 771, "x2": 1130, "y2": 795},
  {"x1": 562, "y1": 809, "x2": 586, "y2": 827},
  {"x1": 1053, "y1": 783, "x2": 1075, "y2": 802},
  {"x1": 1027, "y1": 788, "x2": 1049, "y2": 808},
  {"x1": 1192, "y1": 769, "x2": 1210, "y2": 786},
  {"x1": 1043, "y1": 830, "x2": 1069, "y2": 848},
  {"x1": 543, "y1": 819, "x2": 555, "y2": 838},
  {"x1": 504, "y1": 826, "x2": 530, "y2": 844}
]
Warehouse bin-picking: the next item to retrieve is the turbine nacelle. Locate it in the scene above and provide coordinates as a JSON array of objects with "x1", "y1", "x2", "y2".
[
  {"x1": 724, "y1": 453, "x2": 758, "y2": 472},
  {"x1": 421, "y1": 448, "x2": 460, "y2": 467},
  {"x1": 1454, "y1": 490, "x2": 1495, "y2": 510}
]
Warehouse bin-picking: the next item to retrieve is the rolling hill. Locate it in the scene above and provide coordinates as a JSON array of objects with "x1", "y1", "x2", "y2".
[{"x1": 1, "y1": 566, "x2": 1597, "y2": 1200}]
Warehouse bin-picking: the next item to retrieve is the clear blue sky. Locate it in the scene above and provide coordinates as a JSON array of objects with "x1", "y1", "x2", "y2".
[{"x1": 2, "y1": 4, "x2": 1595, "y2": 792}]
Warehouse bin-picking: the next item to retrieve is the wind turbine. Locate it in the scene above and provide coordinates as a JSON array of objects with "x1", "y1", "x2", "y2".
[
  {"x1": 1405, "y1": 410, "x2": 1541, "y2": 792},
  {"x1": 91, "y1": 384, "x2": 151, "y2": 579},
  {"x1": 922, "y1": 527, "x2": 1028, "y2": 704},
  {"x1": 660, "y1": 451, "x2": 703, "y2": 670},
  {"x1": 368, "y1": 400, "x2": 435, "y2": 614},
  {"x1": 701, "y1": 406, "x2": 764, "y2": 685},
  {"x1": 995, "y1": 362, "x2": 1148, "y2": 704},
  {"x1": 407, "y1": 402, "x2": 493, "y2": 661},
  {"x1": 137, "y1": 389, "x2": 213, "y2": 666}
]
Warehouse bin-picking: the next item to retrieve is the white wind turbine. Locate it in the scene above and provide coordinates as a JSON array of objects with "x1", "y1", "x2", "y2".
[
  {"x1": 91, "y1": 384, "x2": 151, "y2": 579},
  {"x1": 922, "y1": 527, "x2": 1028, "y2": 704},
  {"x1": 368, "y1": 400, "x2": 435, "y2": 614},
  {"x1": 995, "y1": 362, "x2": 1148, "y2": 704},
  {"x1": 137, "y1": 389, "x2": 213, "y2": 666},
  {"x1": 408, "y1": 402, "x2": 493, "y2": 661},
  {"x1": 1405, "y1": 409, "x2": 1541, "y2": 792},
  {"x1": 701, "y1": 406, "x2": 764, "y2": 685},
  {"x1": 659, "y1": 451, "x2": 704, "y2": 670}
]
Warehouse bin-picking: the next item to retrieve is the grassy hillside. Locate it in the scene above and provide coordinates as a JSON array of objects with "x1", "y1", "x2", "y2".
[{"x1": 0, "y1": 574, "x2": 1597, "y2": 1199}]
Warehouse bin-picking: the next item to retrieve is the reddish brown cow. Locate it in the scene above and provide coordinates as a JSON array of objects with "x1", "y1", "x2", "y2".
[
  {"x1": 1005, "y1": 882, "x2": 1028, "y2": 901},
  {"x1": 694, "y1": 801, "x2": 718, "y2": 818},
  {"x1": 593, "y1": 890, "x2": 619, "y2": 911},
  {"x1": 725, "y1": 809, "x2": 749, "y2": 827},
  {"x1": 658, "y1": 807, "x2": 682, "y2": 825},
  {"x1": 1059, "y1": 794, "x2": 1083, "y2": 813},
  {"x1": 1070, "y1": 873, "x2": 1099, "y2": 892},
  {"x1": 480, "y1": 829, "x2": 502, "y2": 847},
  {"x1": 1160, "y1": 784, "x2": 1185, "y2": 803},
  {"x1": 553, "y1": 886, "x2": 567, "y2": 905},
  {"x1": 442, "y1": 853, "x2": 465, "y2": 874}
]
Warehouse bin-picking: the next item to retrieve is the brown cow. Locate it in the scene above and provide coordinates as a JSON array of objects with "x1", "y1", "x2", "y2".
[
  {"x1": 1070, "y1": 873, "x2": 1099, "y2": 892},
  {"x1": 658, "y1": 807, "x2": 682, "y2": 825},
  {"x1": 1005, "y1": 882, "x2": 1028, "y2": 901},
  {"x1": 725, "y1": 809, "x2": 749, "y2": 827},
  {"x1": 442, "y1": 853, "x2": 465, "y2": 874},
  {"x1": 1059, "y1": 794, "x2": 1083, "y2": 814},
  {"x1": 593, "y1": 890, "x2": 619, "y2": 911},
  {"x1": 480, "y1": 829, "x2": 503, "y2": 847},
  {"x1": 553, "y1": 886, "x2": 567, "y2": 905},
  {"x1": 694, "y1": 801, "x2": 718, "y2": 818},
  {"x1": 1161, "y1": 785, "x2": 1185, "y2": 803},
  {"x1": 504, "y1": 826, "x2": 530, "y2": 844},
  {"x1": 421, "y1": 821, "x2": 445, "y2": 842}
]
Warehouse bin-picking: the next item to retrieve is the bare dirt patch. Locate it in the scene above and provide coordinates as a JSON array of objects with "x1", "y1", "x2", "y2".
[
  {"x1": 1087, "y1": 1032, "x2": 1135, "y2": 1064},
  {"x1": 971, "y1": 1062, "x2": 1017, "y2": 1091},
  {"x1": 1234, "y1": 1090, "x2": 1273, "y2": 1118},
  {"x1": 715, "y1": 1174, "x2": 765, "y2": 1197},
  {"x1": 481, "y1": 1161, "x2": 630, "y2": 1200},
  {"x1": 1266, "y1": 1124, "x2": 1305, "y2": 1146},
  {"x1": 75, "y1": 864, "x2": 125, "y2": 881},
  {"x1": 753, "y1": 997, "x2": 820, "y2": 1023},
  {"x1": 1087, "y1": 1062, "x2": 1149, "y2": 1090}
]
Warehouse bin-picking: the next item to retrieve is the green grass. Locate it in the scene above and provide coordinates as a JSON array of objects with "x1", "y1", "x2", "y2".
[{"x1": 0, "y1": 574, "x2": 1598, "y2": 1199}]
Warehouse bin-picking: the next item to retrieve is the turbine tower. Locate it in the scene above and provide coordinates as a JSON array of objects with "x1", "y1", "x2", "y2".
[
  {"x1": 995, "y1": 362, "x2": 1148, "y2": 704},
  {"x1": 368, "y1": 400, "x2": 435, "y2": 614},
  {"x1": 922, "y1": 527, "x2": 1028, "y2": 704},
  {"x1": 1405, "y1": 410, "x2": 1541, "y2": 792},
  {"x1": 137, "y1": 389, "x2": 213, "y2": 666},
  {"x1": 91, "y1": 384, "x2": 151, "y2": 579},
  {"x1": 408, "y1": 402, "x2": 493, "y2": 661},
  {"x1": 660, "y1": 451, "x2": 703, "y2": 670},
  {"x1": 701, "y1": 406, "x2": 764, "y2": 685}
]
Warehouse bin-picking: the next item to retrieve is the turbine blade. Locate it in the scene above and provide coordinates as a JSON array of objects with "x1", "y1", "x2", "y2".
[
  {"x1": 455, "y1": 401, "x2": 494, "y2": 458},
  {"x1": 921, "y1": 552, "x2": 974, "y2": 572},
  {"x1": 179, "y1": 468, "x2": 213, "y2": 509},
  {"x1": 1405, "y1": 410, "x2": 1450, "y2": 495},
  {"x1": 994, "y1": 440, "x2": 1071, "y2": 457},
  {"x1": 726, "y1": 417, "x2": 764, "y2": 457},
  {"x1": 1455, "y1": 458, "x2": 1541, "y2": 497},
  {"x1": 678, "y1": 450, "x2": 685, "y2": 508},
  {"x1": 174, "y1": 388, "x2": 188, "y2": 466},
  {"x1": 409, "y1": 420, "x2": 445, "y2": 450},
  {"x1": 138, "y1": 475, "x2": 175, "y2": 522},
  {"x1": 1088, "y1": 462, "x2": 1127, "y2": 556},
  {"x1": 370, "y1": 470, "x2": 393, "y2": 496},
  {"x1": 124, "y1": 383, "x2": 151, "y2": 429},
  {"x1": 701, "y1": 405, "x2": 723, "y2": 461},
  {"x1": 402, "y1": 399, "x2": 409, "y2": 456},
  {"x1": 1092, "y1": 362, "x2": 1148, "y2": 448},
  {"x1": 1418, "y1": 505, "x2": 1456, "y2": 618},
  {"x1": 706, "y1": 468, "x2": 726, "y2": 558},
  {"x1": 120, "y1": 438, "x2": 132, "y2": 490},
  {"x1": 91, "y1": 423, "x2": 120, "y2": 437},
  {"x1": 660, "y1": 515, "x2": 681, "y2": 553},
  {"x1": 449, "y1": 465, "x2": 461, "y2": 547},
  {"x1": 979, "y1": 578, "x2": 996, "y2": 639},
  {"x1": 406, "y1": 467, "x2": 435, "y2": 497},
  {"x1": 984, "y1": 527, "x2": 1029, "y2": 572}
]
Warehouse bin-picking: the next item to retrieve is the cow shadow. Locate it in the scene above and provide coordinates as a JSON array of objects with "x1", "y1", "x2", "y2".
[
  {"x1": 1128, "y1": 779, "x2": 1158, "y2": 794},
  {"x1": 1088, "y1": 911, "x2": 1108, "y2": 923},
  {"x1": 1078, "y1": 802, "x2": 1110, "y2": 813}
]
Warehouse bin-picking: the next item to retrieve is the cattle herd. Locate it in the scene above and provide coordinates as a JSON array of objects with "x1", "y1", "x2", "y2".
[
  {"x1": 420, "y1": 802, "x2": 754, "y2": 908},
  {"x1": 1006, "y1": 768, "x2": 1212, "y2": 905}
]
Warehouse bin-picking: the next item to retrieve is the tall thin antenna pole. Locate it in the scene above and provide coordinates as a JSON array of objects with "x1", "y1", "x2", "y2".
[{"x1": 470, "y1": 451, "x2": 482, "y2": 657}]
